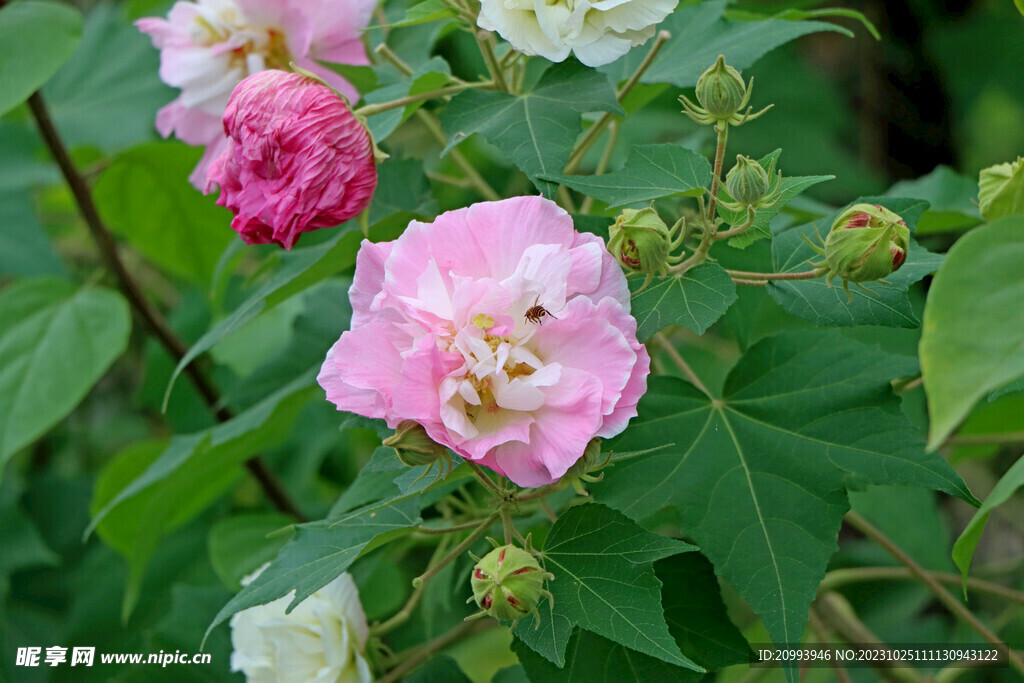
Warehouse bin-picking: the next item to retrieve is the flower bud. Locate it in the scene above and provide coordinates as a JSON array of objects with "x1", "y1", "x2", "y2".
[
  {"x1": 725, "y1": 155, "x2": 771, "y2": 207},
  {"x1": 824, "y1": 203, "x2": 910, "y2": 283},
  {"x1": 695, "y1": 55, "x2": 748, "y2": 121},
  {"x1": 383, "y1": 420, "x2": 450, "y2": 469},
  {"x1": 207, "y1": 70, "x2": 378, "y2": 250},
  {"x1": 470, "y1": 544, "x2": 552, "y2": 624},
  {"x1": 607, "y1": 207, "x2": 672, "y2": 273}
]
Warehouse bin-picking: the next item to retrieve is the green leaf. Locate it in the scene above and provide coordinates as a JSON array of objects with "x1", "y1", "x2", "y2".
[
  {"x1": 921, "y1": 216, "x2": 1024, "y2": 449},
  {"x1": 371, "y1": 0, "x2": 459, "y2": 29},
  {"x1": 952, "y1": 455, "x2": 1024, "y2": 590},
  {"x1": 209, "y1": 513, "x2": 295, "y2": 590},
  {"x1": 600, "y1": 0, "x2": 848, "y2": 89},
  {"x1": 93, "y1": 142, "x2": 235, "y2": 286},
  {"x1": 165, "y1": 223, "x2": 362, "y2": 404},
  {"x1": 887, "y1": 166, "x2": 981, "y2": 235},
  {"x1": 365, "y1": 57, "x2": 452, "y2": 141},
  {"x1": 0, "y1": 278, "x2": 130, "y2": 469},
  {"x1": 541, "y1": 144, "x2": 711, "y2": 208},
  {"x1": 629, "y1": 263, "x2": 737, "y2": 341},
  {"x1": 768, "y1": 197, "x2": 939, "y2": 328},
  {"x1": 0, "y1": 0, "x2": 82, "y2": 115},
  {"x1": 0, "y1": 497, "x2": 59, "y2": 577},
  {"x1": 514, "y1": 628, "x2": 704, "y2": 682},
  {"x1": 1017, "y1": 0, "x2": 1024, "y2": 17},
  {"x1": 206, "y1": 497, "x2": 422, "y2": 641},
  {"x1": 514, "y1": 504, "x2": 702, "y2": 671},
  {"x1": 593, "y1": 332, "x2": 976, "y2": 660},
  {"x1": 658, "y1": 554, "x2": 752, "y2": 670},
  {"x1": 89, "y1": 377, "x2": 313, "y2": 617},
  {"x1": 369, "y1": 158, "x2": 439, "y2": 229},
  {"x1": 0, "y1": 191, "x2": 67, "y2": 277},
  {"x1": 978, "y1": 157, "x2": 1024, "y2": 221},
  {"x1": 42, "y1": 2, "x2": 173, "y2": 151},
  {"x1": 717, "y1": 149, "x2": 834, "y2": 248},
  {"x1": 441, "y1": 60, "x2": 623, "y2": 197}
]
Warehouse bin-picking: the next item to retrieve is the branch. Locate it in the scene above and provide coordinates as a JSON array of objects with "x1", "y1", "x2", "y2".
[
  {"x1": 27, "y1": 91, "x2": 305, "y2": 522},
  {"x1": 820, "y1": 566, "x2": 1024, "y2": 606},
  {"x1": 563, "y1": 31, "x2": 670, "y2": 174},
  {"x1": 845, "y1": 511, "x2": 1024, "y2": 676},
  {"x1": 653, "y1": 332, "x2": 713, "y2": 398},
  {"x1": 353, "y1": 81, "x2": 493, "y2": 117},
  {"x1": 379, "y1": 619, "x2": 494, "y2": 682}
]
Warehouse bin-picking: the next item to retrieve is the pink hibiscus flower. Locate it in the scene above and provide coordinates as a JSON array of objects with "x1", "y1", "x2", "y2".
[
  {"x1": 137, "y1": 0, "x2": 376, "y2": 188},
  {"x1": 317, "y1": 196, "x2": 650, "y2": 488}
]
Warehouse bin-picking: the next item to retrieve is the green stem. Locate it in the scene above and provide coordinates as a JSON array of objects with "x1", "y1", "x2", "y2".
[
  {"x1": 846, "y1": 511, "x2": 1024, "y2": 677},
  {"x1": 653, "y1": 332, "x2": 713, "y2": 398},
  {"x1": 500, "y1": 506, "x2": 515, "y2": 544},
  {"x1": 706, "y1": 123, "x2": 729, "y2": 220},
  {"x1": 354, "y1": 82, "x2": 492, "y2": 117},
  {"x1": 26, "y1": 91, "x2": 305, "y2": 522},
  {"x1": 372, "y1": 536, "x2": 452, "y2": 636},
  {"x1": 807, "y1": 607, "x2": 853, "y2": 683},
  {"x1": 417, "y1": 518, "x2": 495, "y2": 535},
  {"x1": 374, "y1": 43, "x2": 414, "y2": 77},
  {"x1": 380, "y1": 620, "x2": 494, "y2": 682},
  {"x1": 731, "y1": 277, "x2": 767, "y2": 287},
  {"x1": 416, "y1": 110, "x2": 501, "y2": 201},
  {"x1": 563, "y1": 30, "x2": 670, "y2": 174},
  {"x1": 466, "y1": 461, "x2": 504, "y2": 498},
  {"x1": 579, "y1": 121, "x2": 619, "y2": 214},
  {"x1": 815, "y1": 592, "x2": 923, "y2": 682},
  {"x1": 820, "y1": 567, "x2": 1024, "y2": 606},
  {"x1": 948, "y1": 430, "x2": 1024, "y2": 445},
  {"x1": 412, "y1": 512, "x2": 500, "y2": 588},
  {"x1": 713, "y1": 207, "x2": 756, "y2": 240},
  {"x1": 474, "y1": 29, "x2": 509, "y2": 91},
  {"x1": 724, "y1": 267, "x2": 827, "y2": 281}
]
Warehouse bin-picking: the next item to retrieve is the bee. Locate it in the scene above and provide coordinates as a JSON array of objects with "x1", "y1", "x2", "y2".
[{"x1": 524, "y1": 296, "x2": 557, "y2": 325}]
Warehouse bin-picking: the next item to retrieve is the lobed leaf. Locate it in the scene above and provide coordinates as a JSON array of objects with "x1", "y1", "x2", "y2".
[
  {"x1": 441, "y1": 60, "x2": 623, "y2": 197},
  {"x1": 513, "y1": 504, "x2": 702, "y2": 671},
  {"x1": 542, "y1": 144, "x2": 711, "y2": 208},
  {"x1": 600, "y1": 0, "x2": 848, "y2": 89},
  {"x1": 206, "y1": 497, "x2": 422, "y2": 641},
  {"x1": 629, "y1": 263, "x2": 737, "y2": 341},
  {"x1": 593, "y1": 332, "x2": 976, "y2": 672}
]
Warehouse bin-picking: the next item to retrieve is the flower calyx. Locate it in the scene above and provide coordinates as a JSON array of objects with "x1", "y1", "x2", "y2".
[
  {"x1": 383, "y1": 420, "x2": 454, "y2": 483},
  {"x1": 467, "y1": 537, "x2": 554, "y2": 626},
  {"x1": 562, "y1": 438, "x2": 613, "y2": 496},
  {"x1": 608, "y1": 206, "x2": 685, "y2": 293},
  {"x1": 805, "y1": 203, "x2": 910, "y2": 299},
  {"x1": 680, "y1": 55, "x2": 773, "y2": 129}
]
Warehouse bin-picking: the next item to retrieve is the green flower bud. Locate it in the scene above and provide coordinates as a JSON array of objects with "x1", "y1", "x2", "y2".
[
  {"x1": 824, "y1": 203, "x2": 910, "y2": 283},
  {"x1": 470, "y1": 544, "x2": 552, "y2": 624},
  {"x1": 695, "y1": 55, "x2": 747, "y2": 121},
  {"x1": 607, "y1": 207, "x2": 672, "y2": 273},
  {"x1": 383, "y1": 420, "x2": 450, "y2": 469},
  {"x1": 725, "y1": 155, "x2": 771, "y2": 207}
]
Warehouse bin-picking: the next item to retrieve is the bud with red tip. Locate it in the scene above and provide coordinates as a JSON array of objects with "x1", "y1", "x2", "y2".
[
  {"x1": 608, "y1": 207, "x2": 673, "y2": 274},
  {"x1": 813, "y1": 203, "x2": 910, "y2": 297},
  {"x1": 468, "y1": 541, "x2": 553, "y2": 625},
  {"x1": 207, "y1": 70, "x2": 378, "y2": 249}
]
